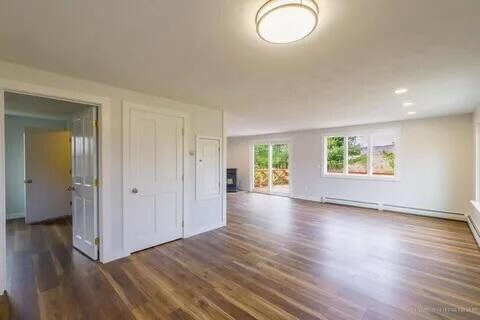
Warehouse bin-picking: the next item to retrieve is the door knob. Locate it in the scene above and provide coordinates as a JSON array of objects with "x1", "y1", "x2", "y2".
[
  {"x1": 131, "y1": 188, "x2": 139, "y2": 194},
  {"x1": 68, "y1": 186, "x2": 75, "y2": 191},
  {"x1": 24, "y1": 179, "x2": 32, "y2": 184}
]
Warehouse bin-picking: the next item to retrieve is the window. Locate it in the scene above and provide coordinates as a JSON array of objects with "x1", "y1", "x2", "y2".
[
  {"x1": 324, "y1": 132, "x2": 397, "y2": 178},
  {"x1": 348, "y1": 136, "x2": 368, "y2": 175},
  {"x1": 372, "y1": 134, "x2": 395, "y2": 176},
  {"x1": 326, "y1": 136, "x2": 344, "y2": 173}
]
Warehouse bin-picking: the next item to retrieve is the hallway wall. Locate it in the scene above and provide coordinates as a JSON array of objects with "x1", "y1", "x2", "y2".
[{"x1": 5, "y1": 115, "x2": 67, "y2": 219}]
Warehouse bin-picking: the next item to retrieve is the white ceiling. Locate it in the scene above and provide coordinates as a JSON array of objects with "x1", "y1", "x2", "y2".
[
  {"x1": 5, "y1": 92, "x2": 90, "y2": 119},
  {"x1": 0, "y1": 0, "x2": 479, "y2": 136}
]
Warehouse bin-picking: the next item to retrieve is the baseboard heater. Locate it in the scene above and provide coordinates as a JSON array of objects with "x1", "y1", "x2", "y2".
[
  {"x1": 323, "y1": 197, "x2": 378, "y2": 209},
  {"x1": 322, "y1": 197, "x2": 466, "y2": 221}
]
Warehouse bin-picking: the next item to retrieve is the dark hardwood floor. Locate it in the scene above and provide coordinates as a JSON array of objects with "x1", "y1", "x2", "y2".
[{"x1": 6, "y1": 192, "x2": 480, "y2": 319}]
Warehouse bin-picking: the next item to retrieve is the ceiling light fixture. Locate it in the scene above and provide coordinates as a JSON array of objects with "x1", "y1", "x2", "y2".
[
  {"x1": 395, "y1": 88, "x2": 408, "y2": 95},
  {"x1": 402, "y1": 102, "x2": 414, "y2": 107},
  {"x1": 407, "y1": 111, "x2": 417, "y2": 115},
  {"x1": 256, "y1": 0, "x2": 319, "y2": 44}
]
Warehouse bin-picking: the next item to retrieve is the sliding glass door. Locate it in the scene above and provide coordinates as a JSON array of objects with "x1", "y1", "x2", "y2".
[
  {"x1": 253, "y1": 144, "x2": 269, "y2": 192},
  {"x1": 253, "y1": 142, "x2": 290, "y2": 195}
]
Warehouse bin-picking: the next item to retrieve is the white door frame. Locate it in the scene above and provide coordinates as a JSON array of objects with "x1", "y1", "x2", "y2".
[
  {"x1": 122, "y1": 101, "x2": 188, "y2": 255},
  {"x1": 0, "y1": 78, "x2": 113, "y2": 293}
]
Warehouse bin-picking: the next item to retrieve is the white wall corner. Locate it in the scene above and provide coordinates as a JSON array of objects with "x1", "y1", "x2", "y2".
[
  {"x1": 469, "y1": 201, "x2": 480, "y2": 247},
  {"x1": 473, "y1": 107, "x2": 480, "y2": 124}
]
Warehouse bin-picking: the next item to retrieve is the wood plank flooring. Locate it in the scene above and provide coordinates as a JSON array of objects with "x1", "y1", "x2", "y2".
[{"x1": 6, "y1": 192, "x2": 480, "y2": 319}]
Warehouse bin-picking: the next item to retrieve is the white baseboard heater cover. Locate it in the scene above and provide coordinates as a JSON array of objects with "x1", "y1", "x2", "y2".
[{"x1": 323, "y1": 197, "x2": 466, "y2": 221}]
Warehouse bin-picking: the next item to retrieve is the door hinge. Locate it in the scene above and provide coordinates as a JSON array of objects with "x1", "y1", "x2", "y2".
[
  {"x1": 94, "y1": 237, "x2": 100, "y2": 246},
  {"x1": 94, "y1": 178, "x2": 99, "y2": 187},
  {"x1": 182, "y1": 220, "x2": 184, "y2": 227}
]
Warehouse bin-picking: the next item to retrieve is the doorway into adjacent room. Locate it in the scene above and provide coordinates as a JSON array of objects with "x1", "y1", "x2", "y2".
[{"x1": 4, "y1": 91, "x2": 100, "y2": 258}]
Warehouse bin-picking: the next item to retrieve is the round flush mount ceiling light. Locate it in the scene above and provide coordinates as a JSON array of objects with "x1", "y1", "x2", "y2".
[{"x1": 256, "y1": 0, "x2": 319, "y2": 44}]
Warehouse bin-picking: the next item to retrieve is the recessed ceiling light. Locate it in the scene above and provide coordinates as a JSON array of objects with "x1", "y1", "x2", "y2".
[
  {"x1": 407, "y1": 111, "x2": 417, "y2": 115},
  {"x1": 256, "y1": 0, "x2": 319, "y2": 44},
  {"x1": 403, "y1": 102, "x2": 414, "y2": 107},
  {"x1": 395, "y1": 88, "x2": 408, "y2": 95}
]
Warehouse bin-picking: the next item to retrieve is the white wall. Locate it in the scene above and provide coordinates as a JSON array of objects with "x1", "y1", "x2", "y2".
[
  {"x1": 228, "y1": 114, "x2": 474, "y2": 218},
  {"x1": 0, "y1": 60, "x2": 225, "y2": 260},
  {"x1": 470, "y1": 108, "x2": 480, "y2": 245},
  {"x1": 5, "y1": 115, "x2": 67, "y2": 219}
]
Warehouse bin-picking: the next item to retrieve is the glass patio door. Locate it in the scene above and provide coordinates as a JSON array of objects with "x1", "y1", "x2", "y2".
[{"x1": 253, "y1": 143, "x2": 289, "y2": 195}]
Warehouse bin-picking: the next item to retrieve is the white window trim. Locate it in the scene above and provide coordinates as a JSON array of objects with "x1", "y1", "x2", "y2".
[{"x1": 321, "y1": 129, "x2": 400, "y2": 181}]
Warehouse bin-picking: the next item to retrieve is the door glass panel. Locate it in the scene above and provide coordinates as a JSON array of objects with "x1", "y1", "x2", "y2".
[
  {"x1": 254, "y1": 144, "x2": 269, "y2": 192},
  {"x1": 271, "y1": 144, "x2": 289, "y2": 194}
]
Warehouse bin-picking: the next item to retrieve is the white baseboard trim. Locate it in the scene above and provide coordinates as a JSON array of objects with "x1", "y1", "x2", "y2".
[
  {"x1": 324, "y1": 197, "x2": 379, "y2": 210},
  {"x1": 25, "y1": 213, "x2": 72, "y2": 224},
  {"x1": 290, "y1": 195, "x2": 467, "y2": 221},
  {"x1": 101, "y1": 250, "x2": 129, "y2": 264},
  {"x1": 382, "y1": 204, "x2": 466, "y2": 221},
  {"x1": 6, "y1": 212, "x2": 24, "y2": 220},
  {"x1": 468, "y1": 201, "x2": 480, "y2": 247},
  {"x1": 467, "y1": 215, "x2": 480, "y2": 247},
  {"x1": 184, "y1": 222, "x2": 225, "y2": 238},
  {"x1": 290, "y1": 194, "x2": 322, "y2": 202},
  {"x1": 102, "y1": 223, "x2": 226, "y2": 263}
]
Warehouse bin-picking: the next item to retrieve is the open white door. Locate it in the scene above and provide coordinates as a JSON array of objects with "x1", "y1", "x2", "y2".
[
  {"x1": 125, "y1": 105, "x2": 184, "y2": 253},
  {"x1": 71, "y1": 107, "x2": 98, "y2": 260},
  {"x1": 24, "y1": 128, "x2": 71, "y2": 224}
]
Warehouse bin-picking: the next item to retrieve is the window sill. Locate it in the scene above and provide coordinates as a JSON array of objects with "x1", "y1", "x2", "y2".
[{"x1": 321, "y1": 173, "x2": 399, "y2": 182}]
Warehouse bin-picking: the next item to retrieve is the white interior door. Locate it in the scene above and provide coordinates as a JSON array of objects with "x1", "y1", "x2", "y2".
[
  {"x1": 24, "y1": 128, "x2": 71, "y2": 224},
  {"x1": 196, "y1": 137, "x2": 221, "y2": 200},
  {"x1": 71, "y1": 107, "x2": 98, "y2": 260},
  {"x1": 125, "y1": 106, "x2": 184, "y2": 253}
]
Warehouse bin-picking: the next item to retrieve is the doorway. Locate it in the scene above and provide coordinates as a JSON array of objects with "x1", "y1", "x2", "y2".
[
  {"x1": 0, "y1": 80, "x2": 113, "y2": 297},
  {"x1": 252, "y1": 142, "x2": 290, "y2": 195},
  {"x1": 4, "y1": 92, "x2": 99, "y2": 260}
]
